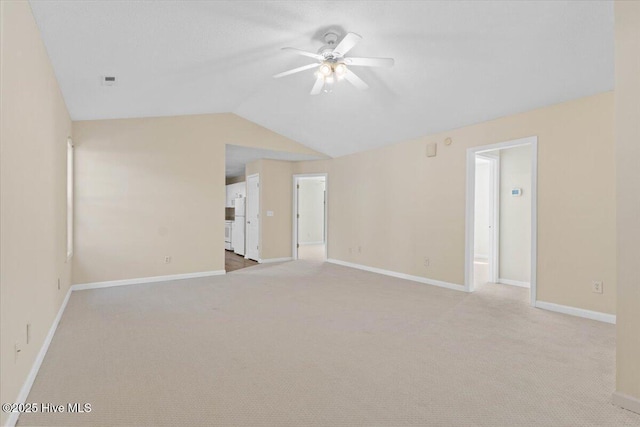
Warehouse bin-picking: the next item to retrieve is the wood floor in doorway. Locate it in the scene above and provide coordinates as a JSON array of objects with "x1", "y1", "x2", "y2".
[{"x1": 225, "y1": 250, "x2": 258, "y2": 272}]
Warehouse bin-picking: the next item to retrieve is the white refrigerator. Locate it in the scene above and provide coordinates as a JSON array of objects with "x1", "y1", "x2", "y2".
[{"x1": 233, "y1": 197, "x2": 245, "y2": 256}]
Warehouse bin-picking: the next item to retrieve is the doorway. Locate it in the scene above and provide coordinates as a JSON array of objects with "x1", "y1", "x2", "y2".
[
  {"x1": 465, "y1": 136, "x2": 537, "y2": 305},
  {"x1": 245, "y1": 173, "x2": 260, "y2": 262},
  {"x1": 293, "y1": 174, "x2": 327, "y2": 261}
]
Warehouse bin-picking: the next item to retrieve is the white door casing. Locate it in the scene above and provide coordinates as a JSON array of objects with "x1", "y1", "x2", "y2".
[{"x1": 465, "y1": 136, "x2": 538, "y2": 306}]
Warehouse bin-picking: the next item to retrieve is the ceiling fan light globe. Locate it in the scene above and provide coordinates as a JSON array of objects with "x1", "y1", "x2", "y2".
[
  {"x1": 319, "y1": 63, "x2": 333, "y2": 77},
  {"x1": 334, "y1": 63, "x2": 348, "y2": 77}
]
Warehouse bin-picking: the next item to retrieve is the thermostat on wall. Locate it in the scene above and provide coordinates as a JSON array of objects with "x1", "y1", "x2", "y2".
[{"x1": 511, "y1": 188, "x2": 523, "y2": 197}]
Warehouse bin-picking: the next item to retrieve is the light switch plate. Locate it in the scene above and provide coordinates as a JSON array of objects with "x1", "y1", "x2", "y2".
[{"x1": 267, "y1": 211, "x2": 274, "y2": 217}]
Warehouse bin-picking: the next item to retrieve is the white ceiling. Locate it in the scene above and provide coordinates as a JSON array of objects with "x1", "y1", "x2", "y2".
[
  {"x1": 225, "y1": 145, "x2": 321, "y2": 178},
  {"x1": 30, "y1": 1, "x2": 613, "y2": 158}
]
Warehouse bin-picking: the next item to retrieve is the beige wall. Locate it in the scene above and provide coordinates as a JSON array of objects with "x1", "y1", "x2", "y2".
[
  {"x1": 296, "y1": 92, "x2": 616, "y2": 315},
  {"x1": 499, "y1": 145, "x2": 532, "y2": 283},
  {"x1": 245, "y1": 159, "x2": 294, "y2": 260},
  {"x1": 614, "y1": 0, "x2": 640, "y2": 408},
  {"x1": 72, "y1": 115, "x2": 321, "y2": 284},
  {"x1": 0, "y1": 2, "x2": 73, "y2": 424},
  {"x1": 245, "y1": 161, "x2": 260, "y2": 181}
]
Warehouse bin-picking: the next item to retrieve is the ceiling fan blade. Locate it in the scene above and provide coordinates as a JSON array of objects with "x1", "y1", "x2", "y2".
[
  {"x1": 344, "y1": 57, "x2": 395, "y2": 68},
  {"x1": 333, "y1": 32, "x2": 362, "y2": 57},
  {"x1": 273, "y1": 63, "x2": 319, "y2": 79},
  {"x1": 344, "y1": 70, "x2": 369, "y2": 91},
  {"x1": 282, "y1": 47, "x2": 324, "y2": 61},
  {"x1": 310, "y1": 75, "x2": 325, "y2": 95}
]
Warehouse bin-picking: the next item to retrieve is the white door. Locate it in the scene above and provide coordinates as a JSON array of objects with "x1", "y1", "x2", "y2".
[{"x1": 245, "y1": 174, "x2": 260, "y2": 261}]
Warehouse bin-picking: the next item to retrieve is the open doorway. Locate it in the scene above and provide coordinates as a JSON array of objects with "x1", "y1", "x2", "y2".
[
  {"x1": 293, "y1": 174, "x2": 327, "y2": 261},
  {"x1": 465, "y1": 136, "x2": 537, "y2": 305},
  {"x1": 225, "y1": 144, "x2": 323, "y2": 270}
]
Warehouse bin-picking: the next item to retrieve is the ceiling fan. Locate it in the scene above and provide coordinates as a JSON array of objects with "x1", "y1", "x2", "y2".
[{"x1": 274, "y1": 31, "x2": 394, "y2": 95}]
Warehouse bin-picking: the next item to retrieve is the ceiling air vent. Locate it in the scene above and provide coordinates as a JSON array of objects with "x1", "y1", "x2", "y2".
[{"x1": 100, "y1": 75, "x2": 117, "y2": 86}]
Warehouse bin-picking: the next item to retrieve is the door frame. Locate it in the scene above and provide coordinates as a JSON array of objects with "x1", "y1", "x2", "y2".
[
  {"x1": 475, "y1": 153, "x2": 500, "y2": 283},
  {"x1": 292, "y1": 173, "x2": 328, "y2": 260},
  {"x1": 464, "y1": 136, "x2": 538, "y2": 306},
  {"x1": 245, "y1": 173, "x2": 260, "y2": 261}
]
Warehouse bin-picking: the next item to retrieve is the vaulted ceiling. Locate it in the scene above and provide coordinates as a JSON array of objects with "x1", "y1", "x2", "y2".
[{"x1": 30, "y1": 1, "x2": 613, "y2": 157}]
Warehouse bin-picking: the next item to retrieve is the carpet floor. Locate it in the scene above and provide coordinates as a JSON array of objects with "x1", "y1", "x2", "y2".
[{"x1": 18, "y1": 261, "x2": 640, "y2": 426}]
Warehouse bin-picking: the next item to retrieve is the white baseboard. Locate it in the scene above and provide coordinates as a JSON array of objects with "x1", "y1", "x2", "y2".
[
  {"x1": 327, "y1": 259, "x2": 465, "y2": 292},
  {"x1": 72, "y1": 270, "x2": 226, "y2": 291},
  {"x1": 258, "y1": 257, "x2": 292, "y2": 264},
  {"x1": 613, "y1": 391, "x2": 640, "y2": 415},
  {"x1": 498, "y1": 278, "x2": 530, "y2": 288},
  {"x1": 535, "y1": 301, "x2": 616, "y2": 324},
  {"x1": 6, "y1": 287, "x2": 73, "y2": 427}
]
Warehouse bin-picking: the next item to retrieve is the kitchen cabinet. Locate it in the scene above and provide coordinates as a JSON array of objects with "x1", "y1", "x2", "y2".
[
  {"x1": 225, "y1": 182, "x2": 246, "y2": 207},
  {"x1": 225, "y1": 185, "x2": 233, "y2": 207}
]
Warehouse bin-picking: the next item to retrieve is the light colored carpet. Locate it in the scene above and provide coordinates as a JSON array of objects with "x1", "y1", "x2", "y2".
[{"x1": 18, "y1": 261, "x2": 640, "y2": 426}]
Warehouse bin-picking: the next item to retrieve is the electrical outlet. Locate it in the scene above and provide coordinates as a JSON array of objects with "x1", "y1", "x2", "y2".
[
  {"x1": 424, "y1": 258, "x2": 430, "y2": 267},
  {"x1": 164, "y1": 256, "x2": 172, "y2": 264},
  {"x1": 592, "y1": 281, "x2": 603, "y2": 294}
]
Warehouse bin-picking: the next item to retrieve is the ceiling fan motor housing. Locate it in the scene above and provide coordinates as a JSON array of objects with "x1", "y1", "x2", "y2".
[
  {"x1": 323, "y1": 31, "x2": 339, "y2": 45},
  {"x1": 319, "y1": 31, "x2": 342, "y2": 59}
]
